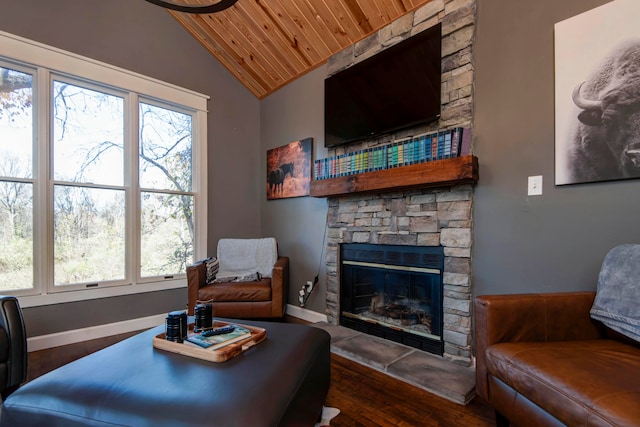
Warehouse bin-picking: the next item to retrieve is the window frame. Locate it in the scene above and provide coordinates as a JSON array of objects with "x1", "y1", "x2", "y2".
[{"x1": 0, "y1": 30, "x2": 208, "y2": 307}]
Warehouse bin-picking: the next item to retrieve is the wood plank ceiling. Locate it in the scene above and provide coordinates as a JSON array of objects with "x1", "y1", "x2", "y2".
[{"x1": 166, "y1": 0, "x2": 434, "y2": 99}]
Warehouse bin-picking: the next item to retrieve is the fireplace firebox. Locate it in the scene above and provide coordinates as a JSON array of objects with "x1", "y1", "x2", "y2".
[{"x1": 340, "y1": 243, "x2": 444, "y2": 355}]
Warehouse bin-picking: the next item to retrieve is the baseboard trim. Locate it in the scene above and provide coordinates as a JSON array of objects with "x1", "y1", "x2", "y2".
[
  {"x1": 27, "y1": 313, "x2": 167, "y2": 352},
  {"x1": 286, "y1": 304, "x2": 328, "y2": 323}
]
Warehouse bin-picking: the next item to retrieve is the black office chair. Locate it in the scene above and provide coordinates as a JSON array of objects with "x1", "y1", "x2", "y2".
[{"x1": 0, "y1": 296, "x2": 27, "y2": 400}]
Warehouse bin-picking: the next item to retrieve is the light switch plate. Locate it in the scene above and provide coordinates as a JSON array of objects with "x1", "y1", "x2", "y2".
[{"x1": 528, "y1": 175, "x2": 543, "y2": 196}]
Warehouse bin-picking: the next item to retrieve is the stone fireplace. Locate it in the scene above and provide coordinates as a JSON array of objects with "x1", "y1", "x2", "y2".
[
  {"x1": 325, "y1": 186, "x2": 473, "y2": 366},
  {"x1": 320, "y1": 0, "x2": 476, "y2": 366}
]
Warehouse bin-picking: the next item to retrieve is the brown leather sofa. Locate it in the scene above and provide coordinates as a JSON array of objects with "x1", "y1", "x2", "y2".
[
  {"x1": 187, "y1": 256, "x2": 289, "y2": 318},
  {"x1": 474, "y1": 292, "x2": 640, "y2": 427}
]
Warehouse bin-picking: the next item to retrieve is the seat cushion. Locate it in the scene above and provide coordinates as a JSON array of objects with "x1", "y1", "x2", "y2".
[
  {"x1": 198, "y1": 279, "x2": 272, "y2": 302},
  {"x1": 486, "y1": 340, "x2": 640, "y2": 427}
]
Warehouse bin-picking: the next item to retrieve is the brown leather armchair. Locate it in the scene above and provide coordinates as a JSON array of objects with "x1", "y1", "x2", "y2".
[
  {"x1": 0, "y1": 295, "x2": 27, "y2": 400},
  {"x1": 187, "y1": 238, "x2": 289, "y2": 319}
]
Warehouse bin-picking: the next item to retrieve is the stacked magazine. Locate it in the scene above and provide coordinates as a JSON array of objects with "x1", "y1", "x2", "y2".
[{"x1": 185, "y1": 325, "x2": 252, "y2": 351}]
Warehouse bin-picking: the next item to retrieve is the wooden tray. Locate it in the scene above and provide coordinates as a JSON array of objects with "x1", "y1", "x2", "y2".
[{"x1": 153, "y1": 321, "x2": 267, "y2": 363}]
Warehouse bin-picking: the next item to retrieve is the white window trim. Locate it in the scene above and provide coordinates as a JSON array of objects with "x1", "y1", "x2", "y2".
[
  {"x1": 0, "y1": 30, "x2": 209, "y2": 308},
  {"x1": 0, "y1": 31, "x2": 207, "y2": 111}
]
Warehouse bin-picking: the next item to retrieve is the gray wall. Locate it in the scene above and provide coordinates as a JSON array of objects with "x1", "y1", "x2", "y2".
[
  {"x1": 261, "y1": 0, "x2": 639, "y2": 315},
  {"x1": 1, "y1": 0, "x2": 261, "y2": 335},
  {"x1": 472, "y1": 0, "x2": 635, "y2": 296},
  {"x1": 260, "y1": 66, "x2": 329, "y2": 313}
]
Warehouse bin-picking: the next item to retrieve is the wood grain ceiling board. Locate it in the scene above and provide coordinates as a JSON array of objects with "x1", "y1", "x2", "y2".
[
  {"x1": 166, "y1": 0, "x2": 435, "y2": 98},
  {"x1": 258, "y1": 1, "x2": 323, "y2": 66},
  {"x1": 289, "y1": 2, "x2": 343, "y2": 53}
]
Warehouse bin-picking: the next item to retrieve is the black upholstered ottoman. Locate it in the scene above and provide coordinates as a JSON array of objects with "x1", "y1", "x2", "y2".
[{"x1": 0, "y1": 320, "x2": 331, "y2": 427}]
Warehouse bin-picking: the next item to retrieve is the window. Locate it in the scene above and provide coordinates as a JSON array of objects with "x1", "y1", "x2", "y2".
[
  {"x1": 52, "y1": 79, "x2": 127, "y2": 287},
  {"x1": 0, "y1": 31, "x2": 208, "y2": 304},
  {"x1": 0, "y1": 64, "x2": 33, "y2": 292},
  {"x1": 138, "y1": 102, "x2": 195, "y2": 278}
]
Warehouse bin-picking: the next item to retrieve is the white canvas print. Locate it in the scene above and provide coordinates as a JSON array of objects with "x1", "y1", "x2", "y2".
[{"x1": 555, "y1": 0, "x2": 640, "y2": 185}]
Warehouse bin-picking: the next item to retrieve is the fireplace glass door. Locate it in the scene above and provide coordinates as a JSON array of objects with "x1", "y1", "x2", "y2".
[{"x1": 340, "y1": 243, "x2": 443, "y2": 355}]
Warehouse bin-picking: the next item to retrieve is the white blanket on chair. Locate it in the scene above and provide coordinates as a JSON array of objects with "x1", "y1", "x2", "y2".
[{"x1": 216, "y1": 238, "x2": 278, "y2": 279}]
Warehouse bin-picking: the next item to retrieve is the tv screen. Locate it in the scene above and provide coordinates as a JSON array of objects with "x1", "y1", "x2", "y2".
[{"x1": 324, "y1": 23, "x2": 442, "y2": 148}]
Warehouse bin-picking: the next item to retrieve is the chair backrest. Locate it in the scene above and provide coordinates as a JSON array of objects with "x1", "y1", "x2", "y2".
[
  {"x1": 216, "y1": 238, "x2": 278, "y2": 279},
  {"x1": 0, "y1": 295, "x2": 27, "y2": 400}
]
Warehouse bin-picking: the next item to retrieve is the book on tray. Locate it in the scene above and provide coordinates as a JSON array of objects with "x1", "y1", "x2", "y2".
[{"x1": 185, "y1": 325, "x2": 252, "y2": 350}]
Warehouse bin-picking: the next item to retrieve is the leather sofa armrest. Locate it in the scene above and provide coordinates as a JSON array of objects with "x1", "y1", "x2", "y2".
[
  {"x1": 187, "y1": 261, "x2": 208, "y2": 316},
  {"x1": 0, "y1": 295, "x2": 27, "y2": 399},
  {"x1": 473, "y1": 291, "x2": 605, "y2": 401},
  {"x1": 270, "y1": 256, "x2": 289, "y2": 317}
]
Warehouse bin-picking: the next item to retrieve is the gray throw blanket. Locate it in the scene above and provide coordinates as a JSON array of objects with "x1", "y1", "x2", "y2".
[
  {"x1": 590, "y1": 244, "x2": 640, "y2": 342},
  {"x1": 215, "y1": 238, "x2": 277, "y2": 281}
]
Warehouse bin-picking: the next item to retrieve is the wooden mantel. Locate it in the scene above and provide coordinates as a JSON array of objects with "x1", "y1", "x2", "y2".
[{"x1": 309, "y1": 155, "x2": 478, "y2": 198}]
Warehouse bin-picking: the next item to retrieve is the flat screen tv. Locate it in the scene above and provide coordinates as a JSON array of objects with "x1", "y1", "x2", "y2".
[{"x1": 324, "y1": 23, "x2": 442, "y2": 147}]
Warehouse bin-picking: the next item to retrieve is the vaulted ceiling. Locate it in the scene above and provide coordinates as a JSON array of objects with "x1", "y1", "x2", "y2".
[{"x1": 165, "y1": 0, "x2": 434, "y2": 99}]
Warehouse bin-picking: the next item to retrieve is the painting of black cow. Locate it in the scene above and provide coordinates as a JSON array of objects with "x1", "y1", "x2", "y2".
[
  {"x1": 555, "y1": 0, "x2": 640, "y2": 185},
  {"x1": 266, "y1": 138, "x2": 312, "y2": 200}
]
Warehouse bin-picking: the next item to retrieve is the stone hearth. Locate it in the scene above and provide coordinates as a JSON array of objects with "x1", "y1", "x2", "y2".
[{"x1": 311, "y1": 322, "x2": 476, "y2": 404}]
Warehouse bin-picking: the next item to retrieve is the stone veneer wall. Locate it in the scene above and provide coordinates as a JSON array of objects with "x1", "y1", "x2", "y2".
[{"x1": 323, "y1": 0, "x2": 476, "y2": 366}]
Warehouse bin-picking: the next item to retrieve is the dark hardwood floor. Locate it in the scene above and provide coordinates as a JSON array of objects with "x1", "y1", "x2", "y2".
[
  {"x1": 26, "y1": 316, "x2": 495, "y2": 427},
  {"x1": 327, "y1": 353, "x2": 494, "y2": 426}
]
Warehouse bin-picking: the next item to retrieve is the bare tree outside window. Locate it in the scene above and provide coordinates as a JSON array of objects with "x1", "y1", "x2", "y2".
[
  {"x1": 50, "y1": 84, "x2": 196, "y2": 284},
  {"x1": 0, "y1": 66, "x2": 34, "y2": 291},
  {"x1": 52, "y1": 81, "x2": 126, "y2": 286},
  {"x1": 0, "y1": 34, "x2": 206, "y2": 297},
  {"x1": 139, "y1": 102, "x2": 194, "y2": 277},
  {"x1": 0, "y1": 70, "x2": 196, "y2": 292}
]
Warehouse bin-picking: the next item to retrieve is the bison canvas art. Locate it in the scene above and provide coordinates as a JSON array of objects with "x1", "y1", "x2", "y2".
[
  {"x1": 266, "y1": 138, "x2": 312, "y2": 200},
  {"x1": 555, "y1": 0, "x2": 640, "y2": 185}
]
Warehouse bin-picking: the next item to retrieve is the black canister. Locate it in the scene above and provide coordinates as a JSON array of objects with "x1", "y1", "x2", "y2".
[
  {"x1": 194, "y1": 303, "x2": 213, "y2": 333},
  {"x1": 165, "y1": 310, "x2": 188, "y2": 343}
]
